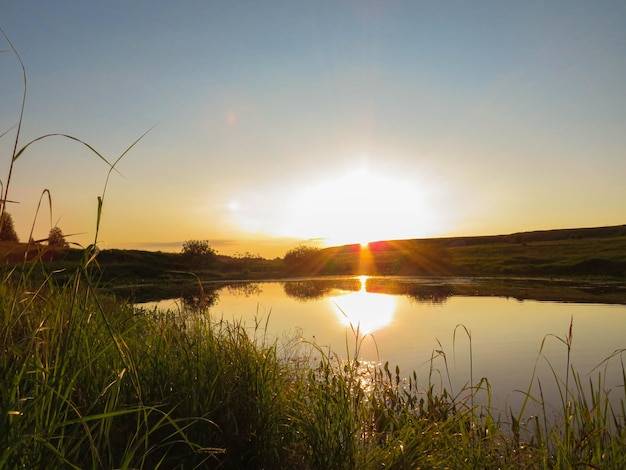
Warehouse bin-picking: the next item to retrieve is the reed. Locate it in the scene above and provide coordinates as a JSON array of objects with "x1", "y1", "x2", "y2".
[{"x1": 2, "y1": 273, "x2": 626, "y2": 468}]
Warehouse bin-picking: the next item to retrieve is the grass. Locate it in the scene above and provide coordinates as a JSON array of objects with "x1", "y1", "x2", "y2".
[
  {"x1": 3, "y1": 232, "x2": 626, "y2": 306},
  {"x1": 448, "y1": 233, "x2": 626, "y2": 277},
  {"x1": 309, "y1": 230, "x2": 626, "y2": 278},
  {"x1": 0, "y1": 244, "x2": 285, "y2": 285},
  {"x1": 2, "y1": 267, "x2": 626, "y2": 468}
]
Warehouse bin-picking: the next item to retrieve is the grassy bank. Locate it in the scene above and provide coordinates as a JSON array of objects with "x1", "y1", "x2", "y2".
[
  {"x1": 0, "y1": 243, "x2": 284, "y2": 284},
  {"x1": 2, "y1": 268, "x2": 626, "y2": 469},
  {"x1": 308, "y1": 225, "x2": 626, "y2": 278},
  {"x1": 3, "y1": 226, "x2": 625, "y2": 292}
]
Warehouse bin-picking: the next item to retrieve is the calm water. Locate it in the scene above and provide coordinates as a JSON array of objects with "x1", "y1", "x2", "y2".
[{"x1": 138, "y1": 276, "x2": 626, "y2": 414}]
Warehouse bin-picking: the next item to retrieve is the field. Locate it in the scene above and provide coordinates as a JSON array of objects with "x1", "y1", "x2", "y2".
[
  {"x1": 3, "y1": 226, "x2": 626, "y2": 280},
  {"x1": 312, "y1": 225, "x2": 626, "y2": 277}
]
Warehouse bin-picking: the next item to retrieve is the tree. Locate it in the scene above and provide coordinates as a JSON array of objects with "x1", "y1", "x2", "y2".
[
  {"x1": 283, "y1": 245, "x2": 320, "y2": 271},
  {"x1": 0, "y1": 212, "x2": 19, "y2": 242},
  {"x1": 48, "y1": 226, "x2": 68, "y2": 248},
  {"x1": 181, "y1": 240, "x2": 216, "y2": 258}
]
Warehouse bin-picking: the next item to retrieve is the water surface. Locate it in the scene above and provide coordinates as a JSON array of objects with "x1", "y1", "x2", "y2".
[{"x1": 138, "y1": 276, "x2": 626, "y2": 414}]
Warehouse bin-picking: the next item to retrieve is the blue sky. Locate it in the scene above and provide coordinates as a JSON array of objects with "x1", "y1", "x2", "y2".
[{"x1": 2, "y1": 1, "x2": 626, "y2": 255}]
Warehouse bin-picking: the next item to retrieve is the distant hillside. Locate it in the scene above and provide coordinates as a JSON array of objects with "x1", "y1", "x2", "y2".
[
  {"x1": 329, "y1": 224, "x2": 626, "y2": 251},
  {"x1": 3, "y1": 224, "x2": 626, "y2": 285},
  {"x1": 298, "y1": 224, "x2": 626, "y2": 277}
]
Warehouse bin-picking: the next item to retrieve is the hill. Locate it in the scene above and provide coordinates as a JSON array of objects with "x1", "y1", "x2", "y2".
[
  {"x1": 2, "y1": 225, "x2": 626, "y2": 294},
  {"x1": 289, "y1": 224, "x2": 626, "y2": 277}
]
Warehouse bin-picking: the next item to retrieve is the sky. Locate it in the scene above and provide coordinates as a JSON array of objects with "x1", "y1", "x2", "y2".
[{"x1": 1, "y1": 1, "x2": 626, "y2": 257}]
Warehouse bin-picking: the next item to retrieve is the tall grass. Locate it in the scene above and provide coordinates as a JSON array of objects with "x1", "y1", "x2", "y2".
[{"x1": 2, "y1": 270, "x2": 626, "y2": 468}]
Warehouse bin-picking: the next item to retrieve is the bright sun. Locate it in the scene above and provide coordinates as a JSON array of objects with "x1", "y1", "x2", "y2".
[{"x1": 229, "y1": 166, "x2": 446, "y2": 246}]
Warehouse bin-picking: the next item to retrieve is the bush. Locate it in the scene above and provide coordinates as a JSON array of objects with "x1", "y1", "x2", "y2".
[
  {"x1": 47, "y1": 226, "x2": 68, "y2": 248},
  {"x1": 283, "y1": 245, "x2": 320, "y2": 270},
  {"x1": 181, "y1": 239, "x2": 216, "y2": 257},
  {"x1": 182, "y1": 240, "x2": 217, "y2": 268},
  {"x1": 0, "y1": 212, "x2": 19, "y2": 242}
]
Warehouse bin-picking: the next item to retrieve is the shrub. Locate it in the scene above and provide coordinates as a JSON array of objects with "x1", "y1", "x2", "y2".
[
  {"x1": 181, "y1": 239, "x2": 216, "y2": 257},
  {"x1": 283, "y1": 245, "x2": 320, "y2": 270},
  {"x1": 182, "y1": 240, "x2": 217, "y2": 268},
  {"x1": 0, "y1": 212, "x2": 19, "y2": 242},
  {"x1": 47, "y1": 226, "x2": 68, "y2": 248}
]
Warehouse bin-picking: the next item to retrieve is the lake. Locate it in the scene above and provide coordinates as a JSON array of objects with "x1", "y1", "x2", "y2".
[{"x1": 137, "y1": 276, "x2": 626, "y2": 416}]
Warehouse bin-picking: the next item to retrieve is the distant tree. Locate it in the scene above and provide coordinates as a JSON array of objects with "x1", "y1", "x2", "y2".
[
  {"x1": 283, "y1": 245, "x2": 320, "y2": 271},
  {"x1": 181, "y1": 240, "x2": 216, "y2": 262},
  {"x1": 48, "y1": 226, "x2": 68, "y2": 248},
  {"x1": 0, "y1": 212, "x2": 19, "y2": 242}
]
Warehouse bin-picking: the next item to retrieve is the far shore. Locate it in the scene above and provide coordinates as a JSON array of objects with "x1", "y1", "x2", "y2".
[{"x1": 2, "y1": 223, "x2": 625, "y2": 303}]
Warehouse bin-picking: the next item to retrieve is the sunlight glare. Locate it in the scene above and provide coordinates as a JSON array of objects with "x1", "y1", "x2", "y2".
[
  {"x1": 227, "y1": 165, "x2": 446, "y2": 246},
  {"x1": 328, "y1": 275, "x2": 397, "y2": 334},
  {"x1": 283, "y1": 168, "x2": 441, "y2": 245}
]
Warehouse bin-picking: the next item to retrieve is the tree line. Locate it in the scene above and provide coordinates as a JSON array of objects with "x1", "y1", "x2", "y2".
[{"x1": 0, "y1": 212, "x2": 67, "y2": 247}]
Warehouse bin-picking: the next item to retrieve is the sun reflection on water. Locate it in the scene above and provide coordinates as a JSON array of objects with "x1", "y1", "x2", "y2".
[{"x1": 328, "y1": 276, "x2": 397, "y2": 334}]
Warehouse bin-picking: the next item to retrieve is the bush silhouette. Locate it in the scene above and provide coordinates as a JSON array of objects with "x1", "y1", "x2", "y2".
[
  {"x1": 48, "y1": 226, "x2": 68, "y2": 248},
  {"x1": 0, "y1": 212, "x2": 19, "y2": 242},
  {"x1": 284, "y1": 245, "x2": 320, "y2": 270},
  {"x1": 181, "y1": 240, "x2": 217, "y2": 267},
  {"x1": 182, "y1": 239, "x2": 216, "y2": 257}
]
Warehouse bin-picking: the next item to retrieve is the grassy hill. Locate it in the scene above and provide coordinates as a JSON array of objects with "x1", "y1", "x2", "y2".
[
  {"x1": 304, "y1": 224, "x2": 626, "y2": 277},
  {"x1": 2, "y1": 225, "x2": 626, "y2": 292}
]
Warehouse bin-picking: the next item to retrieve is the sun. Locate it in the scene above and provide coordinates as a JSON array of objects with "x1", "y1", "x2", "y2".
[
  {"x1": 228, "y1": 165, "x2": 447, "y2": 246},
  {"x1": 280, "y1": 167, "x2": 440, "y2": 245}
]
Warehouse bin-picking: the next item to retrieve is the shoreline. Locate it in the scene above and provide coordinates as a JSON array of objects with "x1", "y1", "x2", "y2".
[{"x1": 111, "y1": 274, "x2": 626, "y2": 305}]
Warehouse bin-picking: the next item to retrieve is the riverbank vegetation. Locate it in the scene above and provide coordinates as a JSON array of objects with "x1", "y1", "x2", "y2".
[
  {"x1": 286, "y1": 225, "x2": 626, "y2": 277},
  {"x1": 3, "y1": 226, "x2": 626, "y2": 306},
  {"x1": 2, "y1": 224, "x2": 626, "y2": 292},
  {"x1": 2, "y1": 269, "x2": 626, "y2": 468}
]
